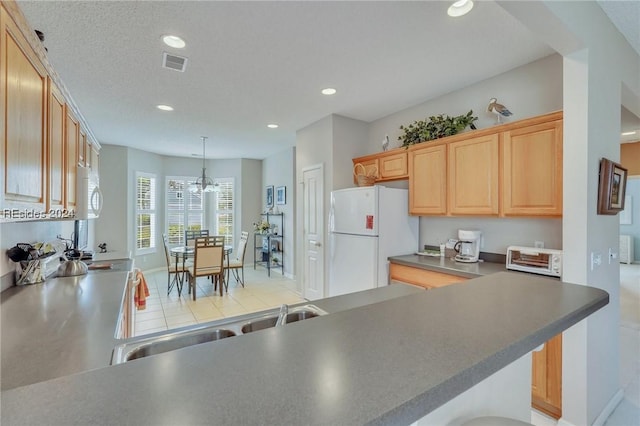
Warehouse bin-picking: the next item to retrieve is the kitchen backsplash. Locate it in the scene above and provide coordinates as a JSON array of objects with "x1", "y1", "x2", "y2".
[
  {"x1": 419, "y1": 216, "x2": 562, "y2": 254},
  {"x1": 0, "y1": 220, "x2": 75, "y2": 291}
]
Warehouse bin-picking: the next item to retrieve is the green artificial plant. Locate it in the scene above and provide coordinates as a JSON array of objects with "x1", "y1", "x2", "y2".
[{"x1": 398, "y1": 110, "x2": 478, "y2": 148}]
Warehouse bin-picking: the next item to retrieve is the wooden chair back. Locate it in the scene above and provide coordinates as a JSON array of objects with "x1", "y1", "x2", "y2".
[
  {"x1": 185, "y1": 229, "x2": 209, "y2": 247},
  {"x1": 192, "y1": 236, "x2": 225, "y2": 277},
  {"x1": 234, "y1": 231, "x2": 249, "y2": 263},
  {"x1": 162, "y1": 233, "x2": 171, "y2": 267}
]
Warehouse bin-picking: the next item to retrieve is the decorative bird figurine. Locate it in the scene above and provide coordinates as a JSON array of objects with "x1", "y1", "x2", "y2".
[
  {"x1": 487, "y1": 98, "x2": 513, "y2": 124},
  {"x1": 382, "y1": 135, "x2": 390, "y2": 151}
]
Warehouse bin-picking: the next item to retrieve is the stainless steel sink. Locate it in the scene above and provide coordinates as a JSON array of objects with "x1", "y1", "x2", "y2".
[
  {"x1": 111, "y1": 304, "x2": 327, "y2": 365},
  {"x1": 124, "y1": 329, "x2": 236, "y2": 362},
  {"x1": 240, "y1": 310, "x2": 320, "y2": 333}
]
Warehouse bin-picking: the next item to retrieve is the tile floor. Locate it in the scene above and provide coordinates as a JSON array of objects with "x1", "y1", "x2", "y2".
[
  {"x1": 134, "y1": 266, "x2": 305, "y2": 336},
  {"x1": 532, "y1": 263, "x2": 640, "y2": 426}
]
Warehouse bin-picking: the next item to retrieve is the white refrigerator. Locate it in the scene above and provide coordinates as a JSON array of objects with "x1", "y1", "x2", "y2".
[{"x1": 328, "y1": 186, "x2": 419, "y2": 297}]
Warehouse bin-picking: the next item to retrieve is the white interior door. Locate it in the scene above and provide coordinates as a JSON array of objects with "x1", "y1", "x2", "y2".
[{"x1": 302, "y1": 164, "x2": 324, "y2": 300}]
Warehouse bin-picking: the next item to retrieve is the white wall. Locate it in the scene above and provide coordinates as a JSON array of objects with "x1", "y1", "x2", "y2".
[
  {"x1": 332, "y1": 115, "x2": 369, "y2": 190},
  {"x1": 240, "y1": 158, "x2": 263, "y2": 266},
  {"x1": 367, "y1": 54, "x2": 563, "y2": 153},
  {"x1": 619, "y1": 177, "x2": 640, "y2": 261},
  {"x1": 263, "y1": 147, "x2": 295, "y2": 277},
  {"x1": 368, "y1": 54, "x2": 564, "y2": 253}
]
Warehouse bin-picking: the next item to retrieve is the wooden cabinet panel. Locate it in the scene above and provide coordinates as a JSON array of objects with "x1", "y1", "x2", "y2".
[
  {"x1": 532, "y1": 333, "x2": 562, "y2": 419},
  {"x1": 1, "y1": 9, "x2": 47, "y2": 211},
  {"x1": 379, "y1": 151, "x2": 407, "y2": 179},
  {"x1": 47, "y1": 78, "x2": 65, "y2": 210},
  {"x1": 65, "y1": 108, "x2": 79, "y2": 209},
  {"x1": 409, "y1": 144, "x2": 447, "y2": 215},
  {"x1": 503, "y1": 120, "x2": 562, "y2": 216},
  {"x1": 389, "y1": 263, "x2": 467, "y2": 289},
  {"x1": 448, "y1": 135, "x2": 499, "y2": 215}
]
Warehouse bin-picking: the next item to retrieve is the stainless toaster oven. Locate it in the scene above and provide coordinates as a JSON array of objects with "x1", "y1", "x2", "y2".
[{"x1": 506, "y1": 246, "x2": 562, "y2": 277}]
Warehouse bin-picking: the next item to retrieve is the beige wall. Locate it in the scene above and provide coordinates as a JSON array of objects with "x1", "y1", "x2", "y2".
[{"x1": 621, "y1": 141, "x2": 640, "y2": 176}]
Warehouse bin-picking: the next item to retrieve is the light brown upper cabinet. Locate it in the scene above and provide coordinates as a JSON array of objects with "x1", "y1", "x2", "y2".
[
  {"x1": 409, "y1": 144, "x2": 447, "y2": 215},
  {"x1": 47, "y1": 78, "x2": 65, "y2": 212},
  {"x1": 448, "y1": 134, "x2": 499, "y2": 216},
  {"x1": 353, "y1": 147, "x2": 408, "y2": 183},
  {"x1": 378, "y1": 150, "x2": 408, "y2": 179},
  {"x1": 65, "y1": 107, "x2": 79, "y2": 210},
  {"x1": 408, "y1": 111, "x2": 562, "y2": 217},
  {"x1": 503, "y1": 118, "x2": 562, "y2": 217},
  {"x1": 1, "y1": 7, "x2": 48, "y2": 212}
]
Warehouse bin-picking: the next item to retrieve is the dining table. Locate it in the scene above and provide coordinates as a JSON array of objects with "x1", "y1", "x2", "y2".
[{"x1": 169, "y1": 245, "x2": 232, "y2": 297}]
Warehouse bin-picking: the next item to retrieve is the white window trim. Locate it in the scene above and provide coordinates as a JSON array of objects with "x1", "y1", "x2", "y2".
[
  {"x1": 165, "y1": 176, "x2": 206, "y2": 247},
  {"x1": 135, "y1": 171, "x2": 157, "y2": 256},
  {"x1": 214, "y1": 177, "x2": 235, "y2": 246}
]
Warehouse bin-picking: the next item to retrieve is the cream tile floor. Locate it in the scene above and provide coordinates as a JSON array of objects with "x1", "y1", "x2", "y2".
[{"x1": 134, "y1": 266, "x2": 305, "y2": 336}]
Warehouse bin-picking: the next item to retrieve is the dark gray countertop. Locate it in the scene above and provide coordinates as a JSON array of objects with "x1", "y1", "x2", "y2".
[
  {"x1": 1, "y1": 272, "x2": 608, "y2": 425},
  {"x1": 0, "y1": 269, "x2": 130, "y2": 390},
  {"x1": 389, "y1": 254, "x2": 508, "y2": 278}
]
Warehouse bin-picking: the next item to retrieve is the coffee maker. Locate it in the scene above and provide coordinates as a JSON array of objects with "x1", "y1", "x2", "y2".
[{"x1": 454, "y1": 229, "x2": 482, "y2": 263}]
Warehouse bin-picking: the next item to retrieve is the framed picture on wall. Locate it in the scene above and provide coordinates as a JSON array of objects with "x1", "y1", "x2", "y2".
[
  {"x1": 597, "y1": 158, "x2": 628, "y2": 215},
  {"x1": 276, "y1": 186, "x2": 286, "y2": 205},
  {"x1": 266, "y1": 185, "x2": 274, "y2": 208}
]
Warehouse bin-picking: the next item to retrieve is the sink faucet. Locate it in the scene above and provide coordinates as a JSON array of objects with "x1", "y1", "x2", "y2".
[{"x1": 275, "y1": 304, "x2": 288, "y2": 327}]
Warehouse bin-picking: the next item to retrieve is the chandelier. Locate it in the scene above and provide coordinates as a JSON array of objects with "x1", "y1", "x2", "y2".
[{"x1": 189, "y1": 136, "x2": 218, "y2": 193}]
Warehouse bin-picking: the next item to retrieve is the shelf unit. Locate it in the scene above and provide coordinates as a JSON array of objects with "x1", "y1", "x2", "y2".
[{"x1": 253, "y1": 213, "x2": 284, "y2": 277}]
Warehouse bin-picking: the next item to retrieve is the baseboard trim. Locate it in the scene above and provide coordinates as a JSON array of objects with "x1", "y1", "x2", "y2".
[{"x1": 557, "y1": 388, "x2": 624, "y2": 426}]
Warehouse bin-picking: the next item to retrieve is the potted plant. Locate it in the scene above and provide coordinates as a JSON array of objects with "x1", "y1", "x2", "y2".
[{"x1": 398, "y1": 110, "x2": 478, "y2": 148}]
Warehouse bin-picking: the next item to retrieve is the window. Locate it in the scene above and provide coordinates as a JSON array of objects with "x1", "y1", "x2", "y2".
[
  {"x1": 214, "y1": 178, "x2": 234, "y2": 246},
  {"x1": 136, "y1": 172, "x2": 156, "y2": 254},
  {"x1": 166, "y1": 177, "x2": 205, "y2": 246}
]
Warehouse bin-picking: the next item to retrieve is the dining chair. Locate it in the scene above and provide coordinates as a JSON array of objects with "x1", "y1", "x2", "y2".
[
  {"x1": 186, "y1": 236, "x2": 225, "y2": 300},
  {"x1": 225, "y1": 231, "x2": 249, "y2": 287},
  {"x1": 185, "y1": 229, "x2": 209, "y2": 247},
  {"x1": 162, "y1": 234, "x2": 191, "y2": 295}
]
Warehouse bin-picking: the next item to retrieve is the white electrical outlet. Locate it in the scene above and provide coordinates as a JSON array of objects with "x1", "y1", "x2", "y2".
[
  {"x1": 590, "y1": 252, "x2": 602, "y2": 271},
  {"x1": 534, "y1": 241, "x2": 544, "y2": 248}
]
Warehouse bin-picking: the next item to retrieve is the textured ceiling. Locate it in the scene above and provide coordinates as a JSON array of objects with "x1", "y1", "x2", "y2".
[
  {"x1": 15, "y1": 1, "x2": 635, "y2": 159},
  {"x1": 597, "y1": 0, "x2": 640, "y2": 57}
]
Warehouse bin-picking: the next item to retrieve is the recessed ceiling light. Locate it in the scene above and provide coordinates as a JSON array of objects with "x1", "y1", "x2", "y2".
[
  {"x1": 621, "y1": 131, "x2": 637, "y2": 136},
  {"x1": 447, "y1": 0, "x2": 474, "y2": 17},
  {"x1": 321, "y1": 88, "x2": 337, "y2": 95},
  {"x1": 162, "y1": 35, "x2": 186, "y2": 49},
  {"x1": 156, "y1": 104, "x2": 174, "y2": 111},
  {"x1": 267, "y1": 124, "x2": 279, "y2": 129}
]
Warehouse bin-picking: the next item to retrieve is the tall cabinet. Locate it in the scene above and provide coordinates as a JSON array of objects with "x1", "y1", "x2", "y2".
[
  {"x1": 1, "y1": 5, "x2": 48, "y2": 212},
  {"x1": 253, "y1": 213, "x2": 284, "y2": 277}
]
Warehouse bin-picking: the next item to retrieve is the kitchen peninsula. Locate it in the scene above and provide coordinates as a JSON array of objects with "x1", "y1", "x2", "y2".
[{"x1": 1, "y1": 272, "x2": 607, "y2": 425}]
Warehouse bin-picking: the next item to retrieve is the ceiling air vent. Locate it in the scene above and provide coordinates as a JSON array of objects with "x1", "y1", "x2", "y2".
[{"x1": 162, "y1": 52, "x2": 188, "y2": 72}]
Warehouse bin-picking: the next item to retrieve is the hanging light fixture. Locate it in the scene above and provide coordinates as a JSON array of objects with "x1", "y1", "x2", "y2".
[{"x1": 189, "y1": 136, "x2": 215, "y2": 193}]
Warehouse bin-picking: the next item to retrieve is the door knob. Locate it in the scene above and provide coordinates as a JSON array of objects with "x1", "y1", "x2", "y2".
[{"x1": 309, "y1": 240, "x2": 321, "y2": 247}]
